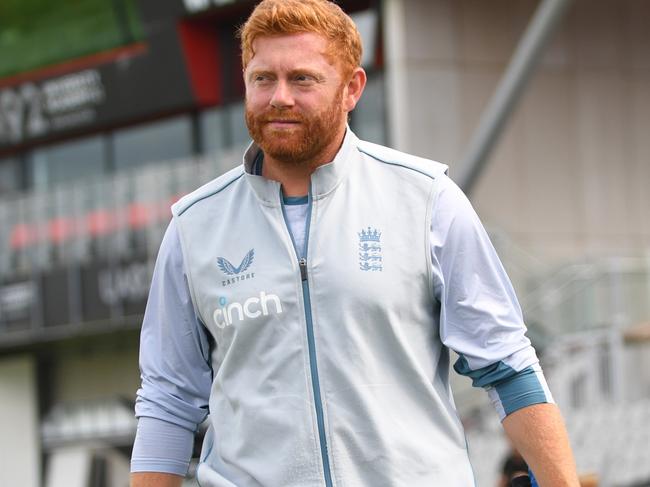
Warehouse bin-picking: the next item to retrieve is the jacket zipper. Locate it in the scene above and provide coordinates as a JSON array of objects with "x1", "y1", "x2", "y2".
[{"x1": 280, "y1": 188, "x2": 333, "y2": 487}]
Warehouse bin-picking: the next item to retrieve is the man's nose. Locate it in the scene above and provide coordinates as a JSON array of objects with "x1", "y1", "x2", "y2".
[{"x1": 270, "y1": 80, "x2": 294, "y2": 109}]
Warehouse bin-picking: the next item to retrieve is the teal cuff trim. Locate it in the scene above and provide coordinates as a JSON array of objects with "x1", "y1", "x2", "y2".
[
  {"x1": 495, "y1": 366, "x2": 548, "y2": 416},
  {"x1": 455, "y1": 356, "x2": 549, "y2": 416}
]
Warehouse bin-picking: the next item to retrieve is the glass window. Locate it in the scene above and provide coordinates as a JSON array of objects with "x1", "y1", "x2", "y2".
[
  {"x1": 351, "y1": 9, "x2": 379, "y2": 69},
  {"x1": 0, "y1": 156, "x2": 22, "y2": 195},
  {"x1": 199, "y1": 102, "x2": 250, "y2": 156},
  {"x1": 200, "y1": 107, "x2": 228, "y2": 154},
  {"x1": 226, "y1": 102, "x2": 251, "y2": 149},
  {"x1": 28, "y1": 135, "x2": 106, "y2": 190},
  {"x1": 113, "y1": 116, "x2": 193, "y2": 170},
  {"x1": 351, "y1": 74, "x2": 386, "y2": 145}
]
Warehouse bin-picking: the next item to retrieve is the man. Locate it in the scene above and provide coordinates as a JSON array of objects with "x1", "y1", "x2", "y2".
[{"x1": 131, "y1": 1, "x2": 580, "y2": 486}]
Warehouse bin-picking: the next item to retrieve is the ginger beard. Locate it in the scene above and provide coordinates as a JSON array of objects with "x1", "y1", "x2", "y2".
[{"x1": 245, "y1": 87, "x2": 346, "y2": 166}]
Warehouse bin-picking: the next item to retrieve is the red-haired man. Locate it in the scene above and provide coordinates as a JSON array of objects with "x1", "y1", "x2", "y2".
[{"x1": 131, "y1": 1, "x2": 579, "y2": 486}]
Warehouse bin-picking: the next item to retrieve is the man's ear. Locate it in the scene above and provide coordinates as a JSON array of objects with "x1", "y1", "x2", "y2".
[{"x1": 343, "y1": 67, "x2": 367, "y2": 112}]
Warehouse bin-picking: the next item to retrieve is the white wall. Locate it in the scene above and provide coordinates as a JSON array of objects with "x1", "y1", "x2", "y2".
[
  {"x1": 0, "y1": 355, "x2": 41, "y2": 487},
  {"x1": 383, "y1": 0, "x2": 650, "y2": 265},
  {"x1": 52, "y1": 344, "x2": 140, "y2": 405}
]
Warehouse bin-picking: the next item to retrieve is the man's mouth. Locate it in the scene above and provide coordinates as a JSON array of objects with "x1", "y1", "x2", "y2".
[
  {"x1": 264, "y1": 119, "x2": 301, "y2": 130},
  {"x1": 265, "y1": 119, "x2": 300, "y2": 124}
]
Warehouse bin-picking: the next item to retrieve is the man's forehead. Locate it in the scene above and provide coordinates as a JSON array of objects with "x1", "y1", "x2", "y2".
[
  {"x1": 250, "y1": 32, "x2": 329, "y2": 57},
  {"x1": 246, "y1": 33, "x2": 340, "y2": 73}
]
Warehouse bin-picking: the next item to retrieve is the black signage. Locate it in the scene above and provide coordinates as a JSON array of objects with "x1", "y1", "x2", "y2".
[
  {"x1": 0, "y1": 258, "x2": 152, "y2": 342},
  {"x1": 81, "y1": 262, "x2": 112, "y2": 323},
  {"x1": 81, "y1": 258, "x2": 152, "y2": 322},
  {"x1": 41, "y1": 268, "x2": 72, "y2": 328},
  {"x1": 137, "y1": 0, "x2": 246, "y2": 20},
  {"x1": 0, "y1": 279, "x2": 38, "y2": 330},
  {"x1": 0, "y1": 28, "x2": 195, "y2": 151},
  {"x1": 0, "y1": 0, "x2": 225, "y2": 152},
  {"x1": 0, "y1": 70, "x2": 106, "y2": 147},
  {"x1": 182, "y1": 0, "x2": 240, "y2": 14}
]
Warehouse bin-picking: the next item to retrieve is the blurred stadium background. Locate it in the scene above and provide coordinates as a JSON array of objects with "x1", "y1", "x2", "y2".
[{"x1": 0, "y1": 0, "x2": 648, "y2": 486}]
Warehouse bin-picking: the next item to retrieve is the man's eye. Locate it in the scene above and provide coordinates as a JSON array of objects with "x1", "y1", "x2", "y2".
[{"x1": 295, "y1": 75, "x2": 315, "y2": 84}]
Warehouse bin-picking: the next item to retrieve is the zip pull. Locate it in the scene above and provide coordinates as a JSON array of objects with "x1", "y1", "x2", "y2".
[{"x1": 299, "y1": 258, "x2": 308, "y2": 281}]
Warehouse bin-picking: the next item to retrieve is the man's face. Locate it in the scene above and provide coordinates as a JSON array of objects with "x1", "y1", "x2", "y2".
[{"x1": 244, "y1": 33, "x2": 349, "y2": 166}]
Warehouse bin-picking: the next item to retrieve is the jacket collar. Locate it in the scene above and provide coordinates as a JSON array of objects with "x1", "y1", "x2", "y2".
[{"x1": 243, "y1": 128, "x2": 359, "y2": 206}]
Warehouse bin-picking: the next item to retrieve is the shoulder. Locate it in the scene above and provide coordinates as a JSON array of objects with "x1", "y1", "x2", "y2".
[
  {"x1": 432, "y1": 173, "x2": 472, "y2": 209},
  {"x1": 149, "y1": 220, "x2": 190, "y2": 293},
  {"x1": 172, "y1": 165, "x2": 245, "y2": 217},
  {"x1": 356, "y1": 140, "x2": 449, "y2": 181},
  {"x1": 429, "y1": 173, "x2": 488, "y2": 247},
  {"x1": 158, "y1": 218, "x2": 183, "y2": 263}
]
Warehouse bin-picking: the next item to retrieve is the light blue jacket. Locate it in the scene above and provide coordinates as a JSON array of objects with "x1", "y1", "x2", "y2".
[{"x1": 136, "y1": 130, "x2": 551, "y2": 486}]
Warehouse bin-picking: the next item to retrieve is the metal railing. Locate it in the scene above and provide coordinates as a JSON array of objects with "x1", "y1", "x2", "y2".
[
  {"x1": 0, "y1": 146, "x2": 244, "y2": 280},
  {"x1": 0, "y1": 147, "x2": 244, "y2": 342},
  {"x1": 521, "y1": 256, "x2": 650, "y2": 337}
]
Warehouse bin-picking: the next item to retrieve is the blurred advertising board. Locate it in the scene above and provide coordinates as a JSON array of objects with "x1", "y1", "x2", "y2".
[
  {"x1": 81, "y1": 258, "x2": 151, "y2": 323},
  {"x1": 0, "y1": 279, "x2": 38, "y2": 330},
  {"x1": 0, "y1": 258, "x2": 152, "y2": 342},
  {"x1": 0, "y1": 0, "x2": 235, "y2": 152}
]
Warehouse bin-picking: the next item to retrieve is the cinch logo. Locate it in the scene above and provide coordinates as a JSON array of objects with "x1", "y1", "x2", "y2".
[{"x1": 213, "y1": 291, "x2": 283, "y2": 329}]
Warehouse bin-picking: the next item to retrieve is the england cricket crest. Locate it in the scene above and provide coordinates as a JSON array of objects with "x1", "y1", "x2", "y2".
[{"x1": 358, "y1": 227, "x2": 382, "y2": 272}]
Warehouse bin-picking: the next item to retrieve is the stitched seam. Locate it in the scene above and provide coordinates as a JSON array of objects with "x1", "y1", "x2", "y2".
[{"x1": 176, "y1": 172, "x2": 244, "y2": 216}]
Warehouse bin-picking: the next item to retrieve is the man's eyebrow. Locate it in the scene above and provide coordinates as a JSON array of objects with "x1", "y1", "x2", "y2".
[
  {"x1": 246, "y1": 68, "x2": 326, "y2": 82},
  {"x1": 247, "y1": 69, "x2": 274, "y2": 79}
]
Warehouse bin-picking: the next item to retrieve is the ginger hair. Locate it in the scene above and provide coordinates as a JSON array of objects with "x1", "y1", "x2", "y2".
[{"x1": 239, "y1": 0, "x2": 363, "y2": 79}]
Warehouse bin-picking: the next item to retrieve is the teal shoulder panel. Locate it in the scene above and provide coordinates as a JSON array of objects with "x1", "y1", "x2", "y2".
[
  {"x1": 172, "y1": 165, "x2": 245, "y2": 217},
  {"x1": 454, "y1": 354, "x2": 518, "y2": 388},
  {"x1": 357, "y1": 140, "x2": 449, "y2": 180}
]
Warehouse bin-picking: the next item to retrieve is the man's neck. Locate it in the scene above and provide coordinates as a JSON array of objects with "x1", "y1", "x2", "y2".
[
  {"x1": 262, "y1": 158, "x2": 313, "y2": 197},
  {"x1": 261, "y1": 129, "x2": 346, "y2": 197}
]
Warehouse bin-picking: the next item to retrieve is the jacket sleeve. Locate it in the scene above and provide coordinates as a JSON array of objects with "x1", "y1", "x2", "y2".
[
  {"x1": 429, "y1": 175, "x2": 553, "y2": 420},
  {"x1": 132, "y1": 219, "x2": 212, "y2": 473}
]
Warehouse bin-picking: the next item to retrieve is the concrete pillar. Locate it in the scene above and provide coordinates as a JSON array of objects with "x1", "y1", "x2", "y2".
[
  {"x1": 0, "y1": 355, "x2": 41, "y2": 487},
  {"x1": 382, "y1": 0, "x2": 462, "y2": 167},
  {"x1": 382, "y1": 0, "x2": 410, "y2": 152}
]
